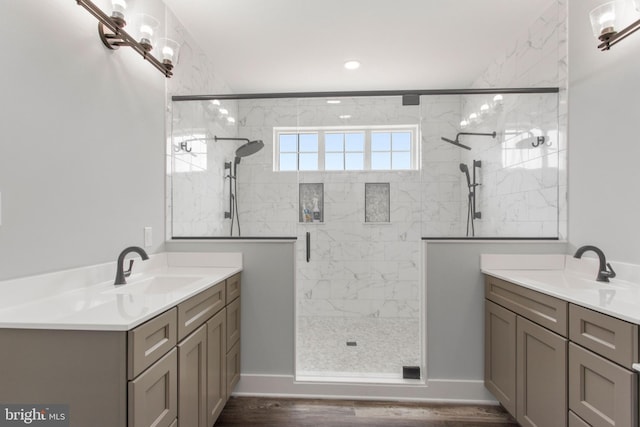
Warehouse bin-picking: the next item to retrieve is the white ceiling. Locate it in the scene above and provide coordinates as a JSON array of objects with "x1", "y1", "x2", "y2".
[{"x1": 163, "y1": 0, "x2": 555, "y2": 94}]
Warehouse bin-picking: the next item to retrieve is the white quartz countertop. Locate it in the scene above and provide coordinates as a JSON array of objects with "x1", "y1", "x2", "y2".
[
  {"x1": 481, "y1": 254, "x2": 640, "y2": 325},
  {"x1": 0, "y1": 252, "x2": 242, "y2": 331}
]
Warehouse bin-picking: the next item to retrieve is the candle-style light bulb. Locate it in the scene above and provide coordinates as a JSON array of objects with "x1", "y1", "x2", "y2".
[{"x1": 111, "y1": 0, "x2": 127, "y2": 27}]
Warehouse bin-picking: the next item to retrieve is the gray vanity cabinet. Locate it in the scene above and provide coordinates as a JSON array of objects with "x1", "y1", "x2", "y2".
[
  {"x1": 484, "y1": 275, "x2": 568, "y2": 427},
  {"x1": 0, "y1": 273, "x2": 241, "y2": 427},
  {"x1": 486, "y1": 274, "x2": 640, "y2": 427}
]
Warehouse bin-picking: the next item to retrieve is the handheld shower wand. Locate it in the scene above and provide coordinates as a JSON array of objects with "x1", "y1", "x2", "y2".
[{"x1": 459, "y1": 163, "x2": 471, "y2": 188}]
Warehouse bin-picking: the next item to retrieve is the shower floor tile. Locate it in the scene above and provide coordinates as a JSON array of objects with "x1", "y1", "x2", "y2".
[{"x1": 296, "y1": 316, "x2": 421, "y2": 380}]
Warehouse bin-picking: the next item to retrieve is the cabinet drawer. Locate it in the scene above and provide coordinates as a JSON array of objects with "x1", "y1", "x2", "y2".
[
  {"x1": 226, "y1": 340, "x2": 241, "y2": 396},
  {"x1": 569, "y1": 304, "x2": 638, "y2": 369},
  {"x1": 128, "y1": 308, "x2": 177, "y2": 380},
  {"x1": 569, "y1": 343, "x2": 637, "y2": 427},
  {"x1": 128, "y1": 348, "x2": 178, "y2": 427},
  {"x1": 226, "y1": 297, "x2": 241, "y2": 349},
  {"x1": 178, "y1": 281, "x2": 226, "y2": 341},
  {"x1": 226, "y1": 273, "x2": 241, "y2": 303},
  {"x1": 485, "y1": 275, "x2": 567, "y2": 336}
]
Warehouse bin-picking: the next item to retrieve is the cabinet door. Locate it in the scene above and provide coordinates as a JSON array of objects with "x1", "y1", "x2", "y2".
[
  {"x1": 128, "y1": 348, "x2": 178, "y2": 427},
  {"x1": 226, "y1": 340, "x2": 241, "y2": 396},
  {"x1": 207, "y1": 308, "x2": 227, "y2": 427},
  {"x1": 517, "y1": 316, "x2": 567, "y2": 427},
  {"x1": 569, "y1": 343, "x2": 637, "y2": 427},
  {"x1": 485, "y1": 300, "x2": 517, "y2": 416},
  {"x1": 178, "y1": 324, "x2": 207, "y2": 427},
  {"x1": 226, "y1": 297, "x2": 241, "y2": 349}
]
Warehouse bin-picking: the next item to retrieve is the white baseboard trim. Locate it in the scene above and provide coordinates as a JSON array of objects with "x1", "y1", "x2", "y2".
[{"x1": 233, "y1": 374, "x2": 497, "y2": 404}]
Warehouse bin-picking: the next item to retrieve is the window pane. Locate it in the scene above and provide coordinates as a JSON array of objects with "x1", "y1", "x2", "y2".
[
  {"x1": 392, "y1": 132, "x2": 411, "y2": 151},
  {"x1": 299, "y1": 133, "x2": 318, "y2": 152},
  {"x1": 345, "y1": 133, "x2": 364, "y2": 151},
  {"x1": 345, "y1": 153, "x2": 364, "y2": 170},
  {"x1": 392, "y1": 152, "x2": 411, "y2": 170},
  {"x1": 325, "y1": 133, "x2": 344, "y2": 152},
  {"x1": 371, "y1": 152, "x2": 391, "y2": 170},
  {"x1": 280, "y1": 134, "x2": 297, "y2": 152},
  {"x1": 371, "y1": 132, "x2": 391, "y2": 151},
  {"x1": 299, "y1": 153, "x2": 318, "y2": 170},
  {"x1": 280, "y1": 153, "x2": 297, "y2": 171},
  {"x1": 325, "y1": 152, "x2": 344, "y2": 170}
]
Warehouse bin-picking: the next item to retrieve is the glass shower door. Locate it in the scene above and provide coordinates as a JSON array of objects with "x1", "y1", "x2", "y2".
[{"x1": 294, "y1": 96, "x2": 423, "y2": 382}]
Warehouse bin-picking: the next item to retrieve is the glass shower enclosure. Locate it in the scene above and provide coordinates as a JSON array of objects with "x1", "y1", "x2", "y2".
[{"x1": 169, "y1": 88, "x2": 561, "y2": 384}]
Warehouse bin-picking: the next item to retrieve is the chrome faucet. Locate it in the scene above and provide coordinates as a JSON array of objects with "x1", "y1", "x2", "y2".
[
  {"x1": 573, "y1": 245, "x2": 616, "y2": 282},
  {"x1": 114, "y1": 246, "x2": 149, "y2": 285}
]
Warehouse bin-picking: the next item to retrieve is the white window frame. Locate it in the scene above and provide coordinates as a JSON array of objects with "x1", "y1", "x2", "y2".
[{"x1": 273, "y1": 125, "x2": 419, "y2": 171}]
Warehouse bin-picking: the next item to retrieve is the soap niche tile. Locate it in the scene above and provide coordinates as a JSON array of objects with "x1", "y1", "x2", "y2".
[
  {"x1": 365, "y1": 183, "x2": 390, "y2": 223},
  {"x1": 299, "y1": 183, "x2": 324, "y2": 223}
]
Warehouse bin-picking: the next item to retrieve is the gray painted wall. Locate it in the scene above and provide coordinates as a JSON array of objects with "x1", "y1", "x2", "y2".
[
  {"x1": 426, "y1": 241, "x2": 567, "y2": 380},
  {"x1": 567, "y1": 0, "x2": 640, "y2": 263},
  {"x1": 166, "y1": 241, "x2": 296, "y2": 374},
  {"x1": 167, "y1": 240, "x2": 567, "y2": 381},
  {"x1": 0, "y1": 1, "x2": 166, "y2": 280}
]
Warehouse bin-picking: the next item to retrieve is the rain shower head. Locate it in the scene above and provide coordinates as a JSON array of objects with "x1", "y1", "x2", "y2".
[
  {"x1": 214, "y1": 136, "x2": 264, "y2": 164},
  {"x1": 236, "y1": 139, "x2": 264, "y2": 158},
  {"x1": 441, "y1": 136, "x2": 471, "y2": 150}
]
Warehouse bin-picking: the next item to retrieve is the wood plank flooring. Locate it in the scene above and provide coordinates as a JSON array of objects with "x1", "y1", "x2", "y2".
[{"x1": 214, "y1": 397, "x2": 519, "y2": 426}]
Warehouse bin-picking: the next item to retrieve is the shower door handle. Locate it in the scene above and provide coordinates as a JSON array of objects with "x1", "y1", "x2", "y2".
[{"x1": 306, "y1": 232, "x2": 310, "y2": 263}]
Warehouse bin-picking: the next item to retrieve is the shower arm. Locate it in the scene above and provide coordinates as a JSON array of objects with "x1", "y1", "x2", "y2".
[
  {"x1": 214, "y1": 136, "x2": 251, "y2": 143},
  {"x1": 456, "y1": 131, "x2": 497, "y2": 140}
]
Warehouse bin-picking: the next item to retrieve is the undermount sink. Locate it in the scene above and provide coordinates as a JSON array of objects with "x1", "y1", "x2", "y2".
[{"x1": 103, "y1": 275, "x2": 204, "y2": 295}]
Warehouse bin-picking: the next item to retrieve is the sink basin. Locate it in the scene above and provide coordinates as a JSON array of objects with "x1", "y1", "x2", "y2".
[{"x1": 103, "y1": 275, "x2": 204, "y2": 295}]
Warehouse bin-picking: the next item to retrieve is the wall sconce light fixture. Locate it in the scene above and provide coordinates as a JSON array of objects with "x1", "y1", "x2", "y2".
[
  {"x1": 76, "y1": 0, "x2": 179, "y2": 77},
  {"x1": 590, "y1": 0, "x2": 640, "y2": 50}
]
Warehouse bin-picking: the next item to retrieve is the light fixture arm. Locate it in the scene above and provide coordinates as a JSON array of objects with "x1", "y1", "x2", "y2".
[
  {"x1": 76, "y1": 0, "x2": 174, "y2": 77},
  {"x1": 598, "y1": 17, "x2": 640, "y2": 50}
]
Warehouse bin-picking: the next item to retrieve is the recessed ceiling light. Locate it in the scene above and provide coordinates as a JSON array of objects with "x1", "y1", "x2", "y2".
[
  {"x1": 344, "y1": 60, "x2": 361, "y2": 70},
  {"x1": 339, "y1": 115, "x2": 352, "y2": 119},
  {"x1": 326, "y1": 99, "x2": 341, "y2": 104}
]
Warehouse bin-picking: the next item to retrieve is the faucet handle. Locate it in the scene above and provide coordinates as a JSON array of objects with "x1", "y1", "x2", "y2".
[
  {"x1": 604, "y1": 262, "x2": 617, "y2": 279},
  {"x1": 123, "y1": 260, "x2": 134, "y2": 278}
]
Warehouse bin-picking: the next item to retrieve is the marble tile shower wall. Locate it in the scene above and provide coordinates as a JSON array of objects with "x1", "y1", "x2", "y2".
[
  {"x1": 420, "y1": 96, "x2": 467, "y2": 237},
  {"x1": 464, "y1": 0, "x2": 567, "y2": 238},
  {"x1": 237, "y1": 98, "x2": 424, "y2": 318},
  {"x1": 164, "y1": 5, "x2": 238, "y2": 239},
  {"x1": 171, "y1": 100, "x2": 239, "y2": 237}
]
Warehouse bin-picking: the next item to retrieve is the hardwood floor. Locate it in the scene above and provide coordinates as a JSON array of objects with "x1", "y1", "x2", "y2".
[{"x1": 214, "y1": 397, "x2": 519, "y2": 426}]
